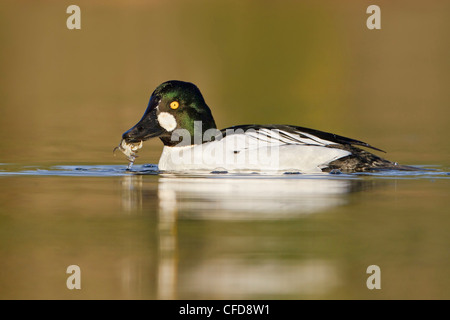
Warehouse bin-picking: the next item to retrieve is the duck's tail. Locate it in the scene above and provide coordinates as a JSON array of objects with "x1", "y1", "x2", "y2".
[{"x1": 324, "y1": 145, "x2": 418, "y2": 173}]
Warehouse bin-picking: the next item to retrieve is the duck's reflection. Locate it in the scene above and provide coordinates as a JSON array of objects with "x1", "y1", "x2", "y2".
[
  {"x1": 156, "y1": 182, "x2": 178, "y2": 300},
  {"x1": 121, "y1": 173, "x2": 378, "y2": 299},
  {"x1": 158, "y1": 175, "x2": 361, "y2": 219}
]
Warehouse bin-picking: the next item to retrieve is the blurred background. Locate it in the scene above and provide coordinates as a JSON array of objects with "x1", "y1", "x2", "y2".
[
  {"x1": 0, "y1": 0, "x2": 449, "y2": 166},
  {"x1": 0, "y1": 0, "x2": 449, "y2": 300}
]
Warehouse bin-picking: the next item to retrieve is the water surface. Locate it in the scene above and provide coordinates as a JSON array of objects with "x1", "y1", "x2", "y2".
[{"x1": 0, "y1": 164, "x2": 448, "y2": 299}]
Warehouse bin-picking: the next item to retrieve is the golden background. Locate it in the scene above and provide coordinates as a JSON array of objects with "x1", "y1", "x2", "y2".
[{"x1": 1, "y1": 0, "x2": 448, "y2": 166}]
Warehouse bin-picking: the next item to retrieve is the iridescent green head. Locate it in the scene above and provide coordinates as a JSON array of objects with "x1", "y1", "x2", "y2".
[{"x1": 122, "y1": 80, "x2": 217, "y2": 146}]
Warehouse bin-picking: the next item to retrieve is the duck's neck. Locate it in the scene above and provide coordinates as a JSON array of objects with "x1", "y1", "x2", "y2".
[{"x1": 160, "y1": 117, "x2": 217, "y2": 147}]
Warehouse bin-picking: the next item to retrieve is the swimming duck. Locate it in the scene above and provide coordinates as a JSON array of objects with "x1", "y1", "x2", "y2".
[{"x1": 118, "y1": 80, "x2": 412, "y2": 173}]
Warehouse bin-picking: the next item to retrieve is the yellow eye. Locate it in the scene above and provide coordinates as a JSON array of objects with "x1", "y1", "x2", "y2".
[{"x1": 170, "y1": 101, "x2": 179, "y2": 109}]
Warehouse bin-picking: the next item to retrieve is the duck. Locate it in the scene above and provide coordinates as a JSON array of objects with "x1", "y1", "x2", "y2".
[{"x1": 117, "y1": 80, "x2": 414, "y2": 173}]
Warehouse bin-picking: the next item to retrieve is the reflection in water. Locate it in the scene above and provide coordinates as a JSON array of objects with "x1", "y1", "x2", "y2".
[
  {"x1": 157, "y1": 186, "x2": 178, "y2": 300},
  {"x1": 158, "y1": 176, "x2": 358, "y2": 219},
  {"x1": 183, "y1": 258, "x2": 340, "y2": 297},
  {"x1": 121, "y1": 174, "x2": 377, "y2": 299},
  {"x1": 121, "y1": 175, "x2": 143, "y2": 212}
]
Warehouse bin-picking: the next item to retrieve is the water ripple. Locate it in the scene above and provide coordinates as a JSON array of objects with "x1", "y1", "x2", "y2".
[{"x1": 0, "y1": 163, "x2": 448, "y2": 179}]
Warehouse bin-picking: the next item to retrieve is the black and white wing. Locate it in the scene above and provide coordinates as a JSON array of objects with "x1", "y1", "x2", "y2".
[{"x1": 220, "y1": 124, "x2": 385, "y2": 152}]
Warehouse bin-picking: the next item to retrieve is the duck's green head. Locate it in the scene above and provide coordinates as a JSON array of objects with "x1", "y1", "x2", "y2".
[{"x1": 122, "y1": 80, "x2": 216, "y2": 146}]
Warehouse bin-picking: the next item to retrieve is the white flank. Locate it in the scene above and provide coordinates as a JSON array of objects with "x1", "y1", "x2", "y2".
[
  {"x1": 158, "y1": 112, "x2": 177, "y2": 132},
  {"x1": 158, "y1": 132, "x2": 351, "y2": 173}
]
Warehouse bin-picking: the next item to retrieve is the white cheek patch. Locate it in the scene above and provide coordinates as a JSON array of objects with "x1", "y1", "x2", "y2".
[{"x1": 157, "y1": 112, "x2": 177, "y2": 132}]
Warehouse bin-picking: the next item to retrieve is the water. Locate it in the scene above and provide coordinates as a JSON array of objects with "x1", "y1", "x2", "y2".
[{"x1": 0, "y1": 164, "x2": 448, "y2": 299}]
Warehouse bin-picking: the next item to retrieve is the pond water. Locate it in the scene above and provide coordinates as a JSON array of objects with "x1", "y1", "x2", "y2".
[{"x1": 0, "y1": 163, "x2": 448, "y2": 299}]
